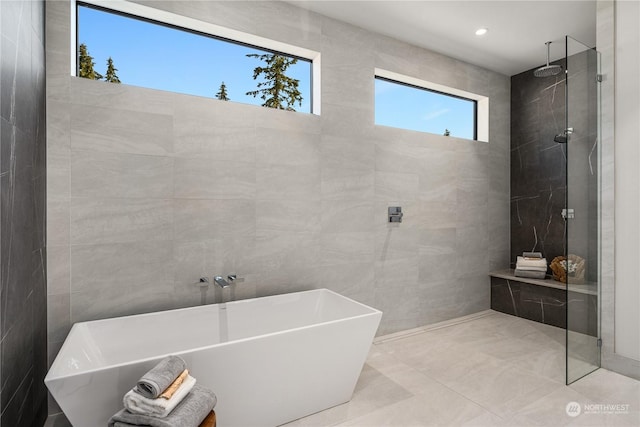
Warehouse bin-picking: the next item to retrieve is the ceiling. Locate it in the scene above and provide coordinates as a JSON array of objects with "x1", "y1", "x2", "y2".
[{"x1": 285, "y1": 0, "x2": 597, "y2": 76}]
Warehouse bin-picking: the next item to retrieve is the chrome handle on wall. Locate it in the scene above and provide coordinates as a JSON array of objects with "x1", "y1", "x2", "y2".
[
  {"x1": 227, "y1": 274, "x2": 245, "y2": 283},
  {"x1": 388, "y1": 206, "x2": 403, "y2": 223}
]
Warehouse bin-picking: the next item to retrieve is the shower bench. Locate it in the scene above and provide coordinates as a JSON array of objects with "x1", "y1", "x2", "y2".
[{"x1": 489, "y1": 269, "x2": 597, "y2": 336}]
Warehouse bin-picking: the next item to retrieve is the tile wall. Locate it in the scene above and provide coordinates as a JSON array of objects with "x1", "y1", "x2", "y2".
[
  {"x1": 510, "y1": 50, "x2": 598, "y2": 282},
  {"x1": 0, "y1": 0, "x2": 48, "y2": 425},
  {"x1": 510, "y1": 61, "x2": 567, "y2": 267},
  {"x1": 45, "y1": 0, "x2": 511, "y2": 404}
]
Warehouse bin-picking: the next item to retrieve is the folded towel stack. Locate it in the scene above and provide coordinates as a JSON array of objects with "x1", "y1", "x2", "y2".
[
  {"x1": 514, "y1": 252, "x2": 548, "y2": 279},
  {"x1": 108, "y1": 356, "x2": 217, "y2": 427}
]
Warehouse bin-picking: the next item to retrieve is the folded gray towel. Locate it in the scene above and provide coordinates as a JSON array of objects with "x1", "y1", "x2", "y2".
[
  {"x1": 514, "y1": 269, "x2": 547, "y2": 279},
  {"x1": 135, "y1": 355, "x2": 187, "y2": 399},
  {"x1": 522, "y1": 252, "x2": 543, "y2": 258},
  {"x1": 109, "y1": 385, "x2": 217, "y2": 427}
]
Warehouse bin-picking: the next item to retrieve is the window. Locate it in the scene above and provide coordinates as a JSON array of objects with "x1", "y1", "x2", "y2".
[
  {"x1": 374, "y1": 69, "x2": 488, "y2": 141},
  {"x1": 75, "y1": 1, "x2": 319, "y2": 114}
]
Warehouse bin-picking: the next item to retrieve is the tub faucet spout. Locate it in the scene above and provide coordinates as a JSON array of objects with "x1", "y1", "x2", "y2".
[{"x1": 214, "y1": 276, "x2": 231, "y2": 288}]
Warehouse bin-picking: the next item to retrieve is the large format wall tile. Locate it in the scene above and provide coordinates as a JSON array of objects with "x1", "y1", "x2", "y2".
[
  {"x1": 70, "y1": 241, "x2": 174, "y2": 293},
  {"x1": 47, "y1": 294, "x2": 70, "y2": 344},
  {"x1": 70, "y1": 104, "x2": 173, "y2": 155},
  {"x1": 257, "y1": 200, "x2": 321, "y2": 233},
  {"x1": 246, "y1": 230, "x2": 321, "y2": 274},
  {"x1": 256, "y1": 163, "x2": 321, "y2": 201},
  {"x1": 320, "y1": 200, "x2": 374, "y2": 233},
  {"x1": 321, "y1": 167, "x2": 375, "y2": 201},
  {"x1": 321, "y1": 134, "x2": 374, "y2": 171},
  {"x1": 256, "y1": 127, "x2": 320, "y2": 167},
  {"x1": 70, "y1": 281, "x2": 181, "y2": 323},
  {"x1": 375, "y1": 171, "x2": 420, "y2": 201},
  {"x1": 47, "y1": 245, "x2": 70, "y2": 296},
  {"x1": 174, "y1": 126, "x2": 256, "y2": 162},
  {"x1": 45, "y1": 3, "x2": 511, "y2": 413},
  {"x1": 174, "y1": 157, "x2": 256, "y2": 199},
  {"x1": 173, "y1": 199, "x2": 256, "y2": 241},
  {"x1": 71, "y1": 150, "x2": 173, "y2": 199},
  {"x1": 70, "y1": 198, "x2": 173, "y2": 244},
  {"x1": 71, "y1": 77, "x2": 174, "y2": 115},
  {"x1": 320, "y1": 232, "x2": 375, "y2": 266}
]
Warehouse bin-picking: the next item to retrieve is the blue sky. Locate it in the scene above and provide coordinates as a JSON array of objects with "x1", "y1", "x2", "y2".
[
  {"x1": 79, "y1": 4, "x2": 475, "y2": 139},
  {"x1": 374, "y1": 78, "x2": 475, "y2": 139},
  {"x1": 78, "y1": 5, "x2": 312, "y2": 113}
]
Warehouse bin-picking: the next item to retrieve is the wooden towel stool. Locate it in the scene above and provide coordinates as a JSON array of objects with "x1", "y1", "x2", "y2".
[{"x1": 199, "y1": 410, "x2": 216, "y2": 427}]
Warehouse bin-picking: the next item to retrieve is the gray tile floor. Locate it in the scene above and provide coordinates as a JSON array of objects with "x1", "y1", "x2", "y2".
[
  {"x1": 47, "y1": 310, "x2": 639, "y2": 427},
  {"x1": 285, "y1": 310, "x2": 640, "y2": 427}
]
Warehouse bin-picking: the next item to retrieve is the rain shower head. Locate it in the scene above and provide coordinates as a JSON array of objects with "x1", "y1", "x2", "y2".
[
  {"x1": 534, "y1": 41, "x2": 562, "y2": 77},
  {"x1": 534, "y1": 64, "x2": 562, "y2": 77}
]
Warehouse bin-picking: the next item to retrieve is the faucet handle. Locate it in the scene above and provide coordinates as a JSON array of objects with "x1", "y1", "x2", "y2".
[{"x1": 227, "y1": 274, "x2": 244, "y2": 283}]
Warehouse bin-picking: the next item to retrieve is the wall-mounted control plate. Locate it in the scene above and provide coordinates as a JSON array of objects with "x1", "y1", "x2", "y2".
[{"x1": 388, "y1": 206, "x2": 403, "y2": 223}]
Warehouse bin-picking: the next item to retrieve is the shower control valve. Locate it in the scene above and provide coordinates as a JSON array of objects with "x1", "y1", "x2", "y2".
[
  {"x1": 388, "y1": 206, "x2": 403, "y2": 223},
  {"x1": 561, "y1": 208, "x2": 575, "y2": 219}
]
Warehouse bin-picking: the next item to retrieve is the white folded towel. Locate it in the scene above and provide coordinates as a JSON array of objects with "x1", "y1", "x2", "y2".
[
  {"x1": 516, "y1": 256, "x2": 547, "y2": 269},
  {"x1": 514, "y1": 265, "x2": 548, "y2": 272},
  {"x1": 514, "y1": 269, "x2": 547, "y2": 279},
  {"x1": 124, "y1": 374, "x2": 196, "y2": 418}
]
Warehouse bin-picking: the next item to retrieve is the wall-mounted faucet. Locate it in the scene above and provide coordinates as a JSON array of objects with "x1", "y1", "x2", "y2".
[
  {"x1": 214, "y1": 276, "x2": 231, "y2": 288},
  {"x1": 213, "y1": 274, "x2": 243, "y2": 303},
  {"x1": 214, "y1": 274, "x2": 243, "y2": 290}
]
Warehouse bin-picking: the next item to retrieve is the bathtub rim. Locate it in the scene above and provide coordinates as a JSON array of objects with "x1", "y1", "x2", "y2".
[{"x1": 45, "y1": 288, "x2": 382, "y2": 382}]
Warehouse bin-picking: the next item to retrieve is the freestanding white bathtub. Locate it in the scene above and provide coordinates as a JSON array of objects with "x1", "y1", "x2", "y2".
[{"x1": 45, "y1": 289, "x2": 382, "y2": 427}]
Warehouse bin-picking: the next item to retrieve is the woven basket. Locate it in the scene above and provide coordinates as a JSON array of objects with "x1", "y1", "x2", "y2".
[{"x1": 550, "y1": 254, "x2": 585, "y2": 284}]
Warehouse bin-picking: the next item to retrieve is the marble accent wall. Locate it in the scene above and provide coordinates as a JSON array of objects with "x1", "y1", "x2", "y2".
[
  {"x1": 491, "y1": 276, "x2": 597, "y2": 336},
  {"x1": 511, "y1": 50, "x2": 599, "y2": 284},
  {"x1": 45, "y1": 0, "x2": 510, "y2": 406},
  {"x1": 510, "y1": 61, "x2": 567, "y2": 268},
  {"x1": 0, "y1": 0, "x2": 48, "y2": 425}
]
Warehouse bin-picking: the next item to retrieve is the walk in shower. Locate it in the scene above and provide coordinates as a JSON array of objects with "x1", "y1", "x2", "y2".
[
  {"x1": 563, "y1": 35, "x2": 601, "y2": 385},
  {"x1": 508, "y1": 35, "x2": 601, "y2": 386}
]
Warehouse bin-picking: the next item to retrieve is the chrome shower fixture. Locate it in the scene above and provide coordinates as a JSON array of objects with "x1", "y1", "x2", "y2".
[{"x1": 534, "y1": 41, "x2": 563, "y2": 77}]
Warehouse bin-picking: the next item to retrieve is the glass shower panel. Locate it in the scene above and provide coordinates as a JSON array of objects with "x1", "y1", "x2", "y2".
[{"x1": 565, "y1": 35, "x2": 601, "y2": 384}]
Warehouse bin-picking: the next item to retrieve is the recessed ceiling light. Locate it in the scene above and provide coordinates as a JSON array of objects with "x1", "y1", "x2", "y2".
[{"x1": 475, "y1": 28, "x2": 488, "y2": 36}]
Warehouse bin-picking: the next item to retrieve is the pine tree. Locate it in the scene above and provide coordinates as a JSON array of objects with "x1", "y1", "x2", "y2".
[
  {"x1": 104, "y1": 57, "x2": 121, "y2": 83},
  {"x1": 246, "y1": 53, "x2": 302, "y2": 111},
  {"x1": 215, "y1": 81, "x2": 230, "y2": 100},
  {"x1": 78, "y1": 43, "x2": 103, "y2": 80}
]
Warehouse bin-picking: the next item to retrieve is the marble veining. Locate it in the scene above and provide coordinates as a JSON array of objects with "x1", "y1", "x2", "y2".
[
  {"x1": 511, "y1": 51, "x2": 599, "y2": 294},
  {"x1": 491, "y1": 275, "x2": 597, "y2": 336},
  {"x1": 0, "y1": 0, "x2": 48, "y2": 425},
  {"x1": 511, "y1": 61, "x2": 567, "y2": 268},
  {"x1": 506, "y1": 279, "x2": 519, "y2": 316}
]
